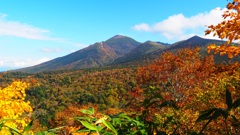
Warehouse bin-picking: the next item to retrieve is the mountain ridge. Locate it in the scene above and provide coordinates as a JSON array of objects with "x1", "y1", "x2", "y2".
[{"x1": 17, "y1": 35, "x2": 230, "y2": 73}]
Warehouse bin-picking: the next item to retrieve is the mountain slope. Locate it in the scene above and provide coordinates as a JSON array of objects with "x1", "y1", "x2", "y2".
[
  {"x1": 113, "y1": 41, "x2": 165, "y2": 63},
  {"x1": 18, "y1": 35, "x2": 140, "y2": 73}
]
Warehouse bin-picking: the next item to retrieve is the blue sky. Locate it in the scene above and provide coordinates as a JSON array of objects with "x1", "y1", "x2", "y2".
[{"x1": 0, "y1": 0, "x2": 228, "y2": 71}]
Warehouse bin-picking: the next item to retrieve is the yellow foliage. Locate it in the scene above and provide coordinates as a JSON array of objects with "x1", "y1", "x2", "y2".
[{"x1": 0, "y1": 81, "x2": 33, "y2": 134}]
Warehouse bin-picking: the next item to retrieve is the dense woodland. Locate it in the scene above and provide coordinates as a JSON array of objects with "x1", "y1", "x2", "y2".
[
  {"x1": 0, "y1": 47, "x2": 239, "y2": 134},
  {"x1": 0, "y1": 0, "x2": 240, "y2": 134}
]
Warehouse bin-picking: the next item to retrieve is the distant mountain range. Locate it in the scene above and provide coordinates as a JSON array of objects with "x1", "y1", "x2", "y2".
[{"x1": 18, "y1": 35, "x2": 232, "y2": 73}]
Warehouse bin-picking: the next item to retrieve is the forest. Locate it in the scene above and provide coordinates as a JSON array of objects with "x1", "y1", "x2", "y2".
[{"x1": 0, "y1": 1, "x2": 240, "y2": 135}]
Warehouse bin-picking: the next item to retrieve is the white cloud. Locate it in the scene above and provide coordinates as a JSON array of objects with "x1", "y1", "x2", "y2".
[
  {"x1": 0, "y1": 57, "x2": 50, "y2": 68},
  {"x1": 0, "y1": 59, "x2": 25, "y2": 68},
  {"x1": 41, "y1": 47, "x2": 62, "y2": 53},
  {"x1": 132, "y1": 23, "x2": 151, "y2": 31},
  {"x1": 0, "y1": 14, "x2": 62, "y2": 41},
  {"x1": 133, "y1": 7, "x2": 225, "y2": 41},
  {"x1": 201, "y1": 32, "x2": 224, "y2": 40},
  {"x1": 0, "y1": 60, "x2": 5, "y2": 66}
]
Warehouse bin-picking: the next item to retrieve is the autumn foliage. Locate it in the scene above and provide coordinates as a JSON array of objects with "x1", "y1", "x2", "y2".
[
  {"x1": 130, "y1": 48, "x2": 240, "y2": 134},
  {"x1": 206, "y1": 0, "x2": 240, "y2": 58}
]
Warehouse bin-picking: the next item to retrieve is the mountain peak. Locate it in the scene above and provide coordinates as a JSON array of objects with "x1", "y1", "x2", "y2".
[
  {"x1": 111, "y1": 35, "x2": 126, "y2": 39},
  {"x1": 188, "y1": 35, "x2": 203, "y2": 40},
  {"x1": 104, "y1": 35, "x2": 141, "y2": 56}
]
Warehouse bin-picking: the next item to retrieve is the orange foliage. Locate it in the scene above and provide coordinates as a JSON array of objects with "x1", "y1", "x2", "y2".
[
  {"x1": 207, "y1": 44, "x2": 240, "y2": 58},
  {"x1": 132, "y1": 48, "x2": 240, "y2": 134},
  {"x1": 131, "y1": 48, "x2": 213, "y2": 133},
  {"x1": 206, "y1": 0, "x2": 240, "y2": 58},
  {"x1": 137, "y1": 48, "x2": 214, "y2": 102}
]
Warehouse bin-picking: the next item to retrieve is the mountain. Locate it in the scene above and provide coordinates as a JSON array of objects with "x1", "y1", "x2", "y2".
[
  {"x1": 18, "y1": 35, "x2": 141, "y2": 73},
  {"x1": 17, "y1": 35, "x2": 234, "y2": 73},
  {"x1": 144, "y1": 36, "x2": 240, "y2": 66},
  {"x1": 166, "y1": 36, "x2": 226, "y2": 50},
  {"x1": 113, "y1": 41, "x2": 165, "y2": 63},
  {"x1": 114, "y1": 36, "x2": 230, "y2": 67},
  {"x1": 148, "y1": 36, "x2": 226, "y2": 57}
]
